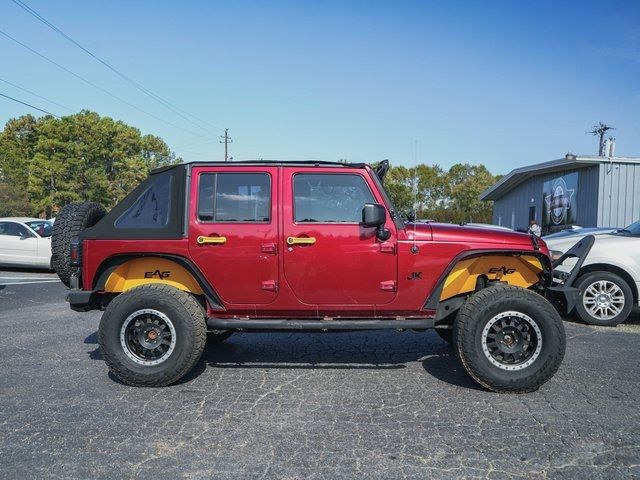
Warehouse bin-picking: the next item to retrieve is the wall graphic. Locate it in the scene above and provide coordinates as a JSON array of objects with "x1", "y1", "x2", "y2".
[{"x1": 542, "y1": 173, "x2": 578, "y2": 231}]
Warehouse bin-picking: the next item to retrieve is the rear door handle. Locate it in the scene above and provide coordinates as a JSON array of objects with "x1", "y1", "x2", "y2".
[
  {"x1": 286, "y1": 236, "x2": 316, "y2": 246},
  {"x1": 197, "y1": 235, "x2": 227, "y2": 245}
]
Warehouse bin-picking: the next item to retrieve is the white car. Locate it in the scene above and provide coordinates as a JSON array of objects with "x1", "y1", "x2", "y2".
[
  {"x1": 543, "y1": 226, "x2": 618, "y2": 240},
  {"x1": 0, "y1": 217, "x2": 53, "y2": 269},
  {"x1": 463, "y1": 222, "x2": 514, "y2": 231},
  {"x1": 546, "y1": 221, "x2": 640, "y2": 326}
]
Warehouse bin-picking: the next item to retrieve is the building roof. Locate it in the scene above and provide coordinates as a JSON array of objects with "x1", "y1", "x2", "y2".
[{"x1": 480, "y1": 155, "x2": 640, "y2": 201}]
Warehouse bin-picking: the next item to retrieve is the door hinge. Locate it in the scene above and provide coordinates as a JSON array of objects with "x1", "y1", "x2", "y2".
[
  {"x1": 379, "y1": 280, "x2": 396, "y2": 292},
  {"x1": 261, "y1": 280, "x2": 278, "y2": 292},
  {"x1": 261, "y1": 243, "x2": 277, "y2": 254},
  {"x1": 379, "y1": 243, "x2": 396, "y2": 254}
]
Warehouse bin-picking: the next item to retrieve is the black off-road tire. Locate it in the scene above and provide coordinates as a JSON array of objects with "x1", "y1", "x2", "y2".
[
  {"x1": 453, "y1": 285, "x2": 565, "y2": 393},
  {"x1": 51, "y1": 202, "x2": 106, "y2": 287},
  {"x1": 98, "y1": 284, "x2": 207, "y2": 387},
  {"x1": 574, "y1": 271, "x2": 633, "y2": 327}
]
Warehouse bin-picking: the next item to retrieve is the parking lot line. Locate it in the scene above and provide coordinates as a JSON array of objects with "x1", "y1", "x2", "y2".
[
  {"x1": 0, "y1": 279, "x2": 61, "y2": 285},
  {"x1": 0, "y1": 277, "x2": 58, "y2": 281}
]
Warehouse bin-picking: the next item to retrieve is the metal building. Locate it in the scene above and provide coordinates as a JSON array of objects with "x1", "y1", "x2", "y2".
[{"x1": 480, "y1": 154, "x2": 640, "y2": 233}]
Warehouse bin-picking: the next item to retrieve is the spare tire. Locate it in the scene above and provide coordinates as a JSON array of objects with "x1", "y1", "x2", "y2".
[{"x1": 52, "y1": 202, "x2": 106, "y2": 287}]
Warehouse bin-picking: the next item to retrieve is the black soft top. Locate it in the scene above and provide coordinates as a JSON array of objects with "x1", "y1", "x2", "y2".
[
  {"x1": 82, "y1": 165, "x2": 186, "y2": 240},
  {"x1": 149, "y1": 160, "x2": 368, "y2": 175},
  {"x1": 82, "y1": 160, "x2": 384, "y2": 240}
]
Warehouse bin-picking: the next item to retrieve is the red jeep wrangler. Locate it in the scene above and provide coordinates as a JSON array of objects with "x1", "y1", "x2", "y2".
[{"x1": 52, "y1": 160, "x2": 569, "y2": 392}]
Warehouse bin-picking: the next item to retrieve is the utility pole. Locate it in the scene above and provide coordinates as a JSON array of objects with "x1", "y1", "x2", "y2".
[
  {"x1": 588, "y1": 122, "x2": 614, "y2": 156},
  {"x1": 219, "y1": 128, "x2": 232, "y2": 161}
]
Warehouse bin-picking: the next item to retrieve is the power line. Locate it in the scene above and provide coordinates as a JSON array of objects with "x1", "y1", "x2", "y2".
[
  {"x1": 175, "y1": 137, "x2": 219, "y2": 150},
  {"x1": 0, "y1": 28, "x2": 216, "y2": 140},
  {"x1": 0, "y1": 76, "x2": 74, "y2": 112},
  {"x1": 0, "y1": 91, "x2": 60, "y2": 117},
  {"x1": 11, "y1": 0, "x2": 223, "y2": 134},
  {"x1": 173, "y1": 146, "x2": 213, "y2": 158}
]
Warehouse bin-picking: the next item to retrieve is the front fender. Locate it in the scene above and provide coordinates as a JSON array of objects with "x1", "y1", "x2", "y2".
[
  {"x1": 582, "y1": 257, "x2": 640, "y2": 283},
  {"x1": 424, "y1": 250, "x2": 552, "y2": 310}
]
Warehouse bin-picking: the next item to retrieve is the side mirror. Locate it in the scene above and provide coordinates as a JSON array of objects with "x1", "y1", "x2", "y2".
[
  {"x1": 362, "y1": 203, "x2": 386, "y2": 227},
  {"x1": 362, "y1": 203, "x2": 391, "y2": 241}
]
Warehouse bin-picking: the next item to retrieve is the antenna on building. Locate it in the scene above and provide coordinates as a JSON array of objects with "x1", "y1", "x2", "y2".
[
  {"x1": 588, "y1": 122, "x2": 614, "y2": 156},
  {"x1": 608, "y1": 136, "x2": 616, "y2": 157}
]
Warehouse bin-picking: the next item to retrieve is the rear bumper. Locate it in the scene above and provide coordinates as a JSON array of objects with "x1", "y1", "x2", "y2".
[{"x1": 67, "y1": 289, "x2": 98, "y2": 312}]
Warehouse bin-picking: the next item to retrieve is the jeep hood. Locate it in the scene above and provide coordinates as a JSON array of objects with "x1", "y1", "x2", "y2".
[{"x1": 426, "y1": 223, "x2": 536, "y2": 245}]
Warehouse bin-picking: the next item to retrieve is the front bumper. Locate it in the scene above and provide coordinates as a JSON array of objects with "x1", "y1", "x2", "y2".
[{"x1": 546, "y1": 235, "x2": 595, "y2": 313}]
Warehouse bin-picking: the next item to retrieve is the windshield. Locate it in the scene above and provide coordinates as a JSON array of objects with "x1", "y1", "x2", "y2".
[
  {"x1": 368, "y1": 167, "x2": 405, "y2": 230},
  {"x1": 25, "y1": 220, "x2": 53, "y2": 237},
  {"x1": 614, "y1": 220, "x2": 640, "y2": 237}
]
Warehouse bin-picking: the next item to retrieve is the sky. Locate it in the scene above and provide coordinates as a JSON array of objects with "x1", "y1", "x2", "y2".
[{"x1": 1, "y1": 0, "x2": 639, "y2": 174}]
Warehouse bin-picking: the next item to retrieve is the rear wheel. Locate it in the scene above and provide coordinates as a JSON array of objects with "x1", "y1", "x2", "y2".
[
  {"x1": 574, "y1": 271, "x2": 633, "y2": 326},
  {"x1": 99, "y1": 284, "x2": 207, "y2": 387},
  {"x1": 454, "y1": 285, "x2": 565, "y2": 393}
]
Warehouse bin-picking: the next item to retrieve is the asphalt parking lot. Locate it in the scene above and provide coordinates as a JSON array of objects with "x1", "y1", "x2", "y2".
[{"x1": 1, "y1": 269, "x2": 639, "y2": 479}]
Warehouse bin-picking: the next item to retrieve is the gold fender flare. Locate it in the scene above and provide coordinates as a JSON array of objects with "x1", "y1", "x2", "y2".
[
  {"x1": 104, "y1": 257, "x2": 204, "y2": 295},
  {"x1": 439, "y1": 255, "x2": 544, "y2": 301}
]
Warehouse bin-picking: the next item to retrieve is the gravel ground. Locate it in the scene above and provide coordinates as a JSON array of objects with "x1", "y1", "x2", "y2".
[{"x1": 1, "y1": 277, "x2": 639, "y2": 479}]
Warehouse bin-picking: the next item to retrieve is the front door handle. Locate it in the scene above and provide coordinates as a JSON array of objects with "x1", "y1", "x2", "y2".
[
  {"x1": 197, "y1": 235, "x2": 227, "y2": 245},
  {"x1": 286, "y1": 236, "x2": 316, "y2": 246}
]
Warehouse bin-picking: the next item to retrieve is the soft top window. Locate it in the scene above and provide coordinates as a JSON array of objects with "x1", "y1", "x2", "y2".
[{"x1": 115, "y1": 174, "x2": 172, "y2": 229}]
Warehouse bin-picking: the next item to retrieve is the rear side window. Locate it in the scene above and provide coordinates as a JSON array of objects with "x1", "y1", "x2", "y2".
[
  {"x1": 115, "y1": 174, "x2": 172, "y2": 229},
  {"x1": 294, "y1": 173, "x2": 375, "y2": 223},
  {"x1": 198, "y1": 173, "x2": 271, "y2": 222}
]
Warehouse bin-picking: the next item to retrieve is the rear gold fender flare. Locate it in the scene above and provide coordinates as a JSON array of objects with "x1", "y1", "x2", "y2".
[
  {"x1": 93, "y1": 254, "x2": 223, "y2": 309},
  {"x1": 104, "y1": 257, "x2": 203, "y2": 294}
]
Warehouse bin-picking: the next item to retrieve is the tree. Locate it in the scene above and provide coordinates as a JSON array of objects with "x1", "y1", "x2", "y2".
[
  {"x1": 0, "y1": 111, "x2": 181, "y2": 217},
  {"x1": 383, "y1": 162, "x2": 498, "y2": 224},
  {"x1": 0, "y1": 114, "x2": 42, "y2": 195},
  {"x1": 445, "y1": 163, "x2": 497, "y2": 223},
  {"x1": 0, "y1": 182, "x2": 30, "y2": 216},
  {"x1": 383, "y1": 164, "x2": 446, "y2": 217}
]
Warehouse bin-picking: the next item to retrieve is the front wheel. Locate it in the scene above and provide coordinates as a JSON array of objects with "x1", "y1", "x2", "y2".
[
  {"x1": 98, "y1": 284, "x2": 207, "y2": 387},
  {"x1": 454, "y1": 285, "x2": 565, "y2": 393}
]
